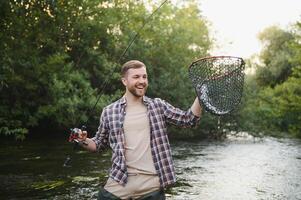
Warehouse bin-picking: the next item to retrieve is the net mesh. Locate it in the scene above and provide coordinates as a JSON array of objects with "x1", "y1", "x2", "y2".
[{"x1": 189, "y1": 56, "x2": 245, "y2": 115}]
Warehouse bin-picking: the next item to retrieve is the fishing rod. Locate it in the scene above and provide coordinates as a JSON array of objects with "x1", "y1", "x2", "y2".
[
  {"x1": 84, "y1": 0, "x2": 168, "y2": 121},
  {"x1": 63, "y1": 0, "x2": 169, "y2": 167}
]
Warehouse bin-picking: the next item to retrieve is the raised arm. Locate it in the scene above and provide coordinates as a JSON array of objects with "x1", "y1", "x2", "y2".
[{"x1": 159, "y1": 98, "x2": 201, "y2": 128}]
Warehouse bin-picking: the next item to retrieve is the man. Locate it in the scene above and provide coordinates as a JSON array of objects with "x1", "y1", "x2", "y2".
[{"x1": 76, "y1": 60, "x2": 202, "y2": 199}]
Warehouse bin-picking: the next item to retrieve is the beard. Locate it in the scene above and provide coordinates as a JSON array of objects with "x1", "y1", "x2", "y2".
[{"x1": 128, "y1": 84, "x2": 148, "y2": 97}]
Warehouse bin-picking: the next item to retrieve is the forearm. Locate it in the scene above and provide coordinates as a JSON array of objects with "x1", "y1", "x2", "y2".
[
  {"x1": 79, "y1": 138, "x2": 97, "y2": 152},
  {"x1": 190, "y1": 97, "x2": 202, "y2": 117}
]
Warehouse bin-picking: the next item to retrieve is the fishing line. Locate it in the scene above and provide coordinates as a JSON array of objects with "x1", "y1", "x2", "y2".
[{"x1": 84, "y1": 0, "x2": 169, "y2": 123}]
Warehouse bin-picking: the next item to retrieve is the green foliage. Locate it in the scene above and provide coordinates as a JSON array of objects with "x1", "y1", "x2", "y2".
[
  {"x1": 268, "y1": 66, "x2": 301, "y2": 136},
  {"x1": 2, "y1": 0, "x2": 300, "y2": 140},
  {"x1": 0, "y1": 0, "x2": 122, "y2": 138},
  {"x1": 256, "y1": 26, "x2": 295, "y2": 87},
  {"x1": 35, "y1": 53, "x2": 97, "y2": 128},
  {"x1": 236, "y1": 23, "x2": 301, "y2": 138},
  {"x1": 0, "y1": 0, "x2": 212, "y2": 139}
]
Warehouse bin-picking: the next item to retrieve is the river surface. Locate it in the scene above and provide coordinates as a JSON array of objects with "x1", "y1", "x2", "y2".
[{"x1": 1, "y1": 134, "x2": 301, "y2": 200}]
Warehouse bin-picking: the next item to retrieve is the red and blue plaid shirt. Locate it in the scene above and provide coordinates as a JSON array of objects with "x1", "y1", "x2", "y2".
[{"x1": 91, "y1": 96, "x2": 199, "y2": 188}]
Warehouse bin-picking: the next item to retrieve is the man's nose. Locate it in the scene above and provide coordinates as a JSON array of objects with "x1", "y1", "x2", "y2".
[{"x1": 138, "y1": 77, "x2": 145, "y2": 83}]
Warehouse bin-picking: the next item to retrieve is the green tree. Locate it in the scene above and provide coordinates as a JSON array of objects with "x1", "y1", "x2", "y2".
[
  {"x1": 237, "y1": 22, "x2": 301, "y2": 137},
  {"x1": 0, "y1": 0, "x2": 213, "y2": 139},
  {"x1": 0, "y1": 0, "x2": 121, "y2": 139},
  {"x1": 256, "y1": 26, "x2": 295, "y2": 87}
]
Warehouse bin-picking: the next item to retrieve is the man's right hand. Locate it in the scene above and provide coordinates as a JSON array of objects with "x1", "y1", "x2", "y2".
[
  {"x1": 69, "y1": 127, "x2": 97, "y2": 152},
  {"x1": 77, "y1": 129, "x2": 88, "y2": 143}
]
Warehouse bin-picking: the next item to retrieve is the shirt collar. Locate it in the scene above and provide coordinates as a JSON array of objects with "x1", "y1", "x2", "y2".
[
  {"x1": 119, "y1": 95, "x2": 150, "y2": 106},
  {"x1": 142, "y1": 96, "x2": 150, "y2": 105}
]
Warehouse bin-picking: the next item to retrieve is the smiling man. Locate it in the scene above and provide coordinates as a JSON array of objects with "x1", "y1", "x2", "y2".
[{"x1": 77, "y1": 60, "x2": 202, "y2": 200}]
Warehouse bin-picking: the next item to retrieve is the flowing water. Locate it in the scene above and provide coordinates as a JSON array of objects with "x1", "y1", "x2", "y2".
[{"x1": 1, "y1": 134, "x2": 301, "y2": 200}]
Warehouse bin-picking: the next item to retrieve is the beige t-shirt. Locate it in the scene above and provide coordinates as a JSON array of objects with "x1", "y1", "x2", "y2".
[
  {"x1": 124, "y1": 102, "x2": 157, "y2": 175},
  {"x1": 104, "y1": 102, "x2": 160, "y2": 199}
]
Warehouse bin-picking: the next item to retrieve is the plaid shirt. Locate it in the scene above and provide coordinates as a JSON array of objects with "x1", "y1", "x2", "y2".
[{"x1": 91, "y1": 96, "x2": 199, "y2": 188}]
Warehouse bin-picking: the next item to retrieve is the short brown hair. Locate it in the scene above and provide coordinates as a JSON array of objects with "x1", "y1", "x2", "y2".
[{"x1": 121, "y1": 60, "x2": 146, "y2": 77}]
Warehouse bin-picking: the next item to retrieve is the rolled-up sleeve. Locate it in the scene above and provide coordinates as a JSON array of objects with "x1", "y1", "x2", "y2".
[
  {"x1": 91, "y1": 109, "x2": 109, "y2": 152},
  {"x1": 159, "y1": 99, "x2": 200, "y2": 127}
]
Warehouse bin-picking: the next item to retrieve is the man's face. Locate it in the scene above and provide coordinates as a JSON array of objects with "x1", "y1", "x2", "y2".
[{"x1": 122, "y1": 67, "x2": 148, "y2": 98}]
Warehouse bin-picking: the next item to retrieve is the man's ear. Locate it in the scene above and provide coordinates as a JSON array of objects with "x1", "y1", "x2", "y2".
[{"x1": 121, "y1": 77, "x2": 127, "y2": 86}]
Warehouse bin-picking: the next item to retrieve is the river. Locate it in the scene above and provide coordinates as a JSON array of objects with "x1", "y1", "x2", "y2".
[{"x1": 1, "y1": 134, "x2": 301, "y2": 200}]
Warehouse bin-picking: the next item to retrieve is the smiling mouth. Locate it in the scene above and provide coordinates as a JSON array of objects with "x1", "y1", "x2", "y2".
[{"x1": 136, "y1": 84, "x2": 145, "y2": 89}]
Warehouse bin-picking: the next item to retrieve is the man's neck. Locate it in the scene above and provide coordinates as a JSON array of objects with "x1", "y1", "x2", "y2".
[{"x1": 124, "y1": 91, "x2": 143, "y2": 105}]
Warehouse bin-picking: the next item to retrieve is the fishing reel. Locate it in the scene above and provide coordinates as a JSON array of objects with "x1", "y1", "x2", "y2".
[
  {"x1": 68, "y1": 125, "x2": 88, "y2": 145},
  {"x1": 64, "y1": 125, "x2": 88, "y2": 167}
]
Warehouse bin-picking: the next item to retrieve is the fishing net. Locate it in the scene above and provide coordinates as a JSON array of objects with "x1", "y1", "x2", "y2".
[{"x1": 189, "y1": 56, "x2": 245, "y2": 115}]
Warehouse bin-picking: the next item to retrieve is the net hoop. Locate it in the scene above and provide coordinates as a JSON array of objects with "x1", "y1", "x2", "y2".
[{"x1": 188, "y1": 56, "x2": 245, "y2": 116}]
